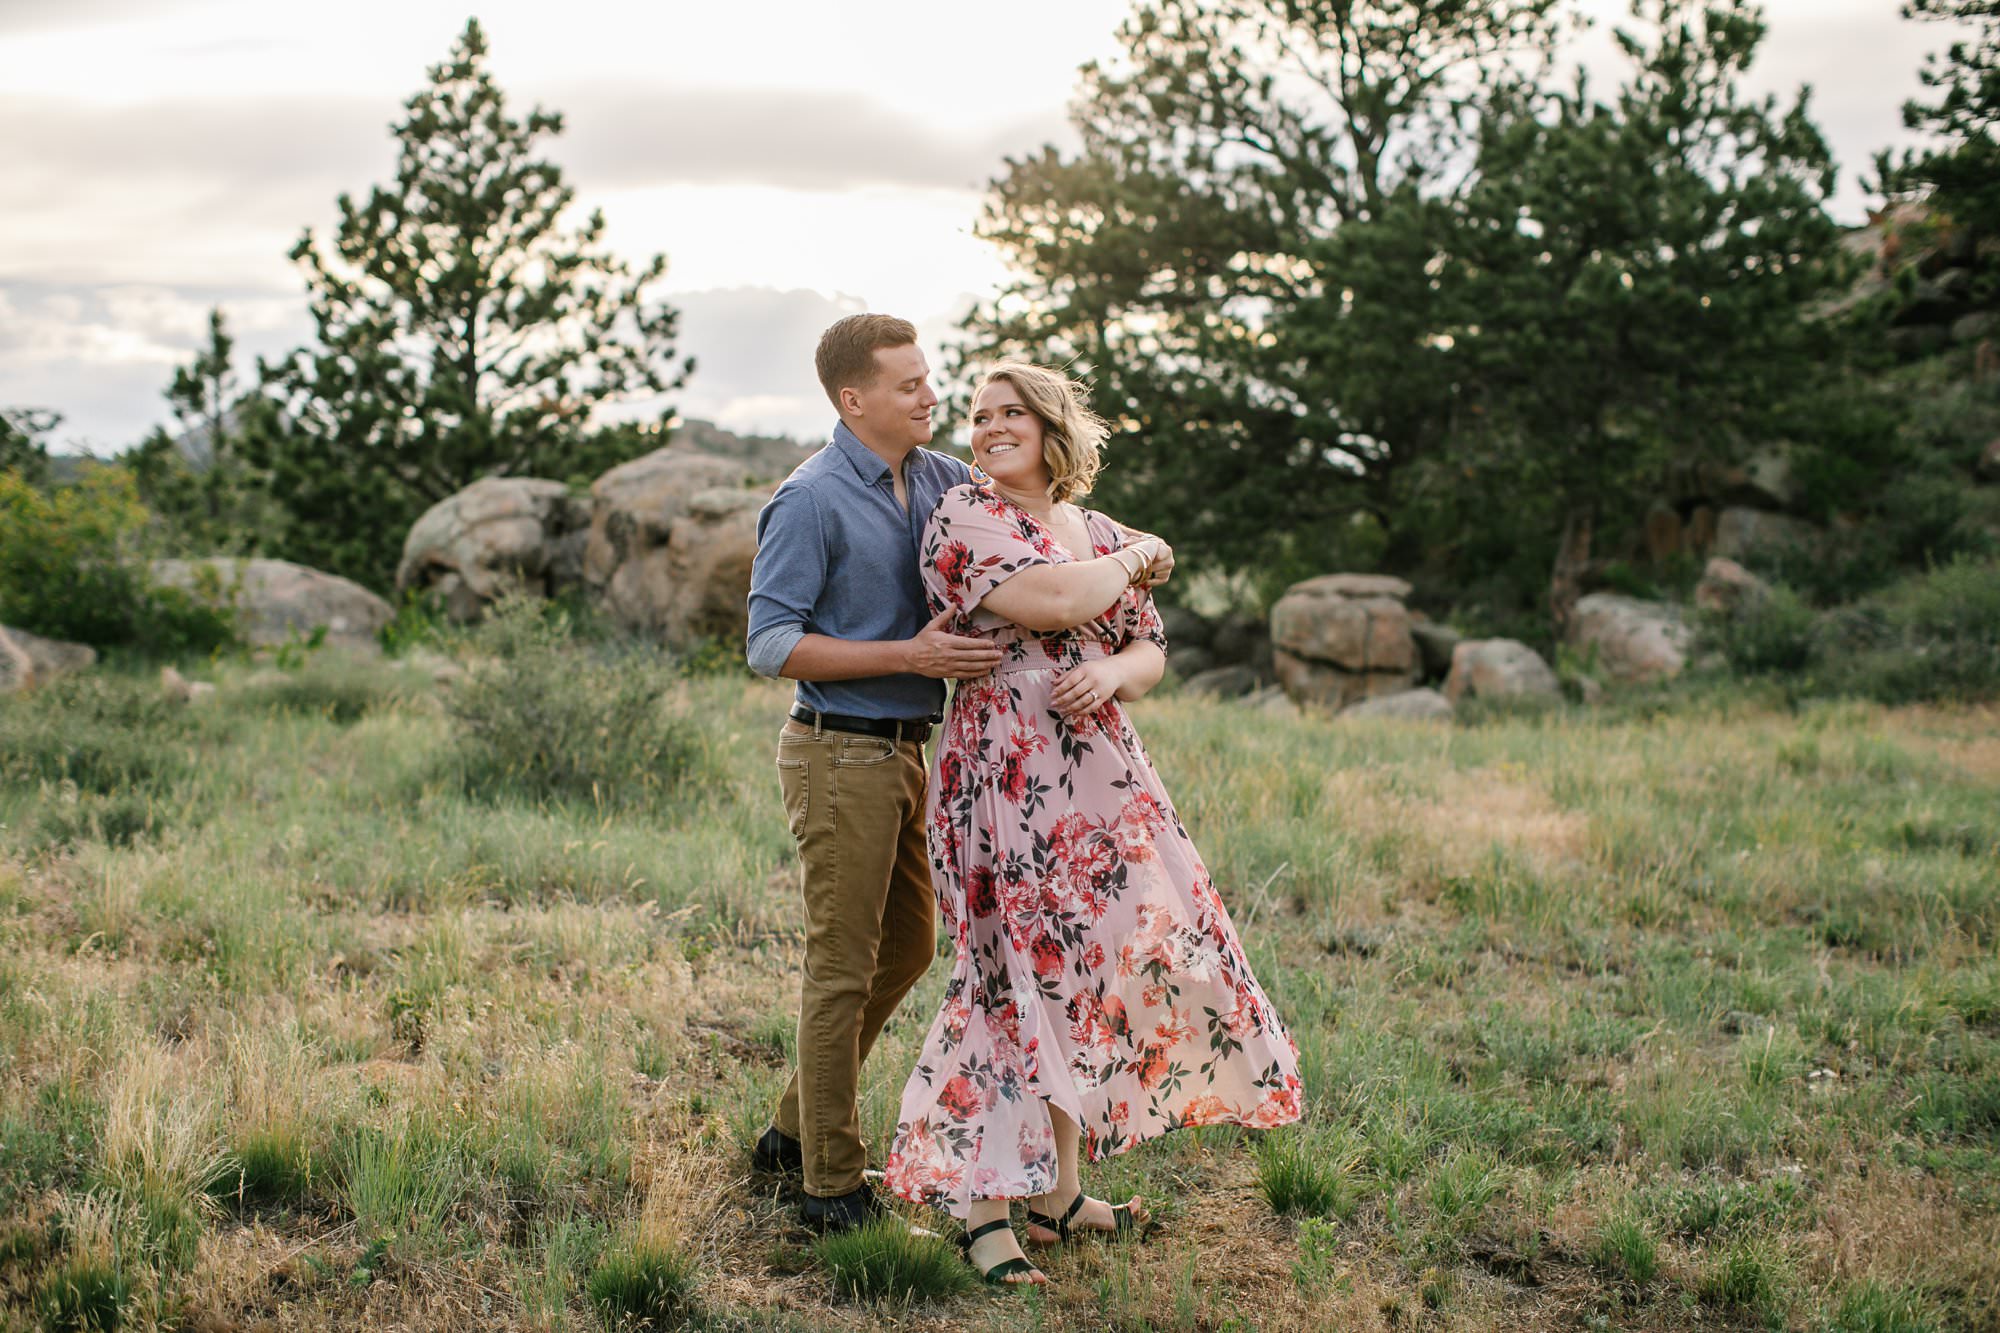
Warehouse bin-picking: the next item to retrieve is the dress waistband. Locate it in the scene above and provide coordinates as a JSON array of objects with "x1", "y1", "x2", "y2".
[{"x1": 984, "y1": 643, "x2": 1118, "y2": 679}]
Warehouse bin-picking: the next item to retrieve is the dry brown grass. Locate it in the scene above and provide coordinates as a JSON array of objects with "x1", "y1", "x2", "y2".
[{"x1": 2, "y1": 668, "x2": 1996, "y2": 1330}]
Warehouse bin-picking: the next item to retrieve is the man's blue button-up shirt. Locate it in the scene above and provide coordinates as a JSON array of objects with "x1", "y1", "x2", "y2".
[{"x1": 745, "y1": 422, "x2": 972, "y2": 720}]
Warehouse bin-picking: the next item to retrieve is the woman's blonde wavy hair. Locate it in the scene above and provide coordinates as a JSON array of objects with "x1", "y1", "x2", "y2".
[{"x1": 974, "y1": 361, "x2": 1110, "y2": 505}]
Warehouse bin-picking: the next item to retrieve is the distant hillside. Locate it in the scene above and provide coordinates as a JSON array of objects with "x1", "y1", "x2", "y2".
[{"x1": 46, "y1": 454, "x2": 92, "y2": 486}]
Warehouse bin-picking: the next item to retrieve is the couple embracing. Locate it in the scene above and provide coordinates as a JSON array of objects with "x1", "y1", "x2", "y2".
[{"x1": 744, "y1": 315, "x2": 1303, "y2": 1286}]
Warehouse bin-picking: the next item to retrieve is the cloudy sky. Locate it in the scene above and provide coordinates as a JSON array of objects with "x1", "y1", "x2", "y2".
[{"x1": 0, "y1": 0, "x2": 1967, "y2": 454}]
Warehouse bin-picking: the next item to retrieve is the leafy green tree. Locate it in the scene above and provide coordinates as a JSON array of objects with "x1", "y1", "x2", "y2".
[
  {"x1": 1887, "y1": 0, "x2": 2000, "y2": 231},
  {"x1": 964, "y1": 0, "x2": 1846, "y2": 630},
  {"x1": 0, "y1": 408, "x2": 58, "y2": 489},
  {"x1": 958, "y1": 0, "x2": 1572, "y2": 585},
  {"x1": 257, "y1": 18, "x2": 692, "y2": 588},
  {"x1": 128, "y1": 308, "x2": 286, "y2": 555},
  {"x1": 1419, "y1": 0, "x2": 1844, "y2": 625},
  {"x1": 0, "y1": 467, "x2": 235, "y2": 655}
]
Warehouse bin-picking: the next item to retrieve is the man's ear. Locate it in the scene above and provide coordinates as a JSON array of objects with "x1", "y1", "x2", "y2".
[{"x1": 838, "y1": 386, "x2": 863, "y2": 416}]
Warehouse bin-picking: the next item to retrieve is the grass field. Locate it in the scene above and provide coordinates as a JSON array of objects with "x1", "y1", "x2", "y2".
[{"x1": 1, "y1": 644, "x2": 1996, "y2": 1331}]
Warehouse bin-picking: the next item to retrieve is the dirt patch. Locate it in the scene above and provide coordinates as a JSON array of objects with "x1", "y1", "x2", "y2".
[
  {"x1": 1885, "y1": 704, "x2": 2000, "y2": 782},
  {"x1": 1328, "y1": 765, "x2": 1592, "y2": 879}
]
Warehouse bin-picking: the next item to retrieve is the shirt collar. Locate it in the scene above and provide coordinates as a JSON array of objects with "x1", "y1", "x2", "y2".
[{"x1": 831, "y1": 421, "x2": 898, "y2": 487}]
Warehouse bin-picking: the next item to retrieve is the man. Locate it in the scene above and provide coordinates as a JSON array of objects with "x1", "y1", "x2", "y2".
[
  {"x1": 745, "y1": 314, "x2": 1172, "y2": 1232},
  {"x1": 744, "y1": 314, "x2": 997, "y2": 1232}
]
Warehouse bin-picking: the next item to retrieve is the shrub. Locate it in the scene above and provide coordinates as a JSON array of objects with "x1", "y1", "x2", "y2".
[
  {"x1": 1819, "y1": 556, "x2": 2000, "y2": 704},
  {"x1": 32, "y1": 792, "x2": 170, "y2": 851},
  {"x1": 813, "y1": 1217, "x2": 973, "y2": 1305},
  {"x1": 0, "y1": 673, "x2": 196, "y2": 796},
  {"x1": 1705, "y1": 584, "x2": 1818, "y2": 676},
  {"x1": 443, "y1": 596, "x2": 700, "y2": 809},
  {"x1": 0, "y1": 467, "x2": 236, "y2": 655}
]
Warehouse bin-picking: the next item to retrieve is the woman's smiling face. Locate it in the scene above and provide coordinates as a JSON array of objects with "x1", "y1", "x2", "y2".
[{"x1": 969, "y1": 380, "x2": 1051, "y2": 493}]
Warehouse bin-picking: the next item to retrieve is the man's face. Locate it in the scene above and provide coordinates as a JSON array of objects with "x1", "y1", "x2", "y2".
[{"x1": 847, "y1": 343, "x2": 938, "y2": 451}]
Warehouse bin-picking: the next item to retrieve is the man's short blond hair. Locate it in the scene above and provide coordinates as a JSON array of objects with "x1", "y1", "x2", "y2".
[
  {"x1": 815, "y1": 314, "x2": 919, "y2": 409},
  {"x1": 975, "y1": 361, "x2": 1109, "y2": 505}
]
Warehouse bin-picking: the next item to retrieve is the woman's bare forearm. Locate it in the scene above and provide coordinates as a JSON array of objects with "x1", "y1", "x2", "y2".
[
  {"x1": 1111, "y1": 642, "x2": 1167, "y2": 701},
  {"x1": 979, "y1": 555, "x2": 1140, "y2": 633}
]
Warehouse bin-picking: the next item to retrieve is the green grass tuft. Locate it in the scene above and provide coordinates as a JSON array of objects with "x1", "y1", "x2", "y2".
[
  {"x1": 587, "y1": 1238, "x2": 701, "y2": 1327},
  {"x1": 1698, "y1": 1237, "x2": 1788, "y2": 1317},
  {"x1": 1826, "y1": 1279, "x2": 1942, "y2": 1333},
  {"x1": 1257, "y1": 1129, "x2": 1361, "y2": 1221},
  {"x1": 813, "y1": 1217, "x2": 975, "y2": 1306},
  {"x1": 226, "y1": 1128, "x2": 313, "y2": 1209},
  {"x1": 1587, "y1": 1216, "x2": 1658, "y2": 1284},
  {"x1": 35, "y1": 1252, "x2": 130, "y2": 1332},
  {"x1": 337, "y1": 1119, "x2": 464, "y2": 1246}
]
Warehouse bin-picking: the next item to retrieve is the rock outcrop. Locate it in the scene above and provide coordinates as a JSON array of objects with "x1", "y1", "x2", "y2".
[
  {"x1": 150, "y1": 558, "x2": 392, "y2": 648},
  {"x1": 583, "y1": 449, "x2": 768, "y2": 648},
  {"x1": 1694, "y1": 557, "x2": 1771, "y2": 616},
  {"x1": 1341, "y1": 687, "x2": 1454, "y2": 722},
  {"x1": 1269, "y1": 574, "x2": 1419, "y2": 710},
  {"x1": 1, "y1": 627, "x2": 97, "y2": 684},
  {"x1": 1711, "y1": 507, "x2": 1820, "y2": 562},
  {"x1": 1568, "y1": 593, "x2": 1690, "y2": 685},
  {"x1": 1180, "y1": 664, "x2": 1263, "y2": 699},
  {"x1": 1442, "y1": 639, "x2": 1561, "y2": 704},
  {"x1": 0, "y1": 628, "x2": 32, "y2": 694},
  {"x1": 396, "y1": 477, "x2": 590, "y2": 622}
]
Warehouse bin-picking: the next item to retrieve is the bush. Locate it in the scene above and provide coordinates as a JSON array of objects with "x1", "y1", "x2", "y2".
[
  {"x1": 0, "y1": 673, "x2": 197, "y2": 796},
  {"x1": 443, "y1": 597, "x2": 699, "y2": 809},
  {"x1": 0, "y1": 468, "x2": 236, "y2": 656},
  {"x1": 1709, "y1": 557, "x2": 2000, "y2": 704},
  {"x1": 1705, "y1": 584, "x2": 1818, "y2": 676},
  {"x1": 1819, "y1": 556, "x2": 2000, "y2": 704}
]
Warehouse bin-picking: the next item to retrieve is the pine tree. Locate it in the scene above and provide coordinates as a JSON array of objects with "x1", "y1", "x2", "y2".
[
  {"x1": 128, "y1": 309, "x2": 285, "y2": 555},
  {"x1": 1890, "y1": 0, "x2": 2000, "y2": 231},
  {"x1": 256, "y1": 18, "x2": 692, "y2": 588},
  {"x1": 0, "y1": 408, "x2": 57, "y2": 490}
]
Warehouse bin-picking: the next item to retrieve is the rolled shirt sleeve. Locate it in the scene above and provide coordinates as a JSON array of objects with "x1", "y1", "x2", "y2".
[{"x1": 745, "y1": 486, "x2": 827, "y2": 678}]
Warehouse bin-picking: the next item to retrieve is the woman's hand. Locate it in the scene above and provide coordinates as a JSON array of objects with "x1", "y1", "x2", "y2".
[
  {"x1": 1111, "y1": 524, "x2": 1174, "y2": 590},
  {"x1": 1050, "y1": 658, "x2": 1128, "y2": 721}
]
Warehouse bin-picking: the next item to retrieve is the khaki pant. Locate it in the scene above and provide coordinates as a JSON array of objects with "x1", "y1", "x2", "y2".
[{"x1": 769, "y1": 718, "x2": 936, "y2": 1198}]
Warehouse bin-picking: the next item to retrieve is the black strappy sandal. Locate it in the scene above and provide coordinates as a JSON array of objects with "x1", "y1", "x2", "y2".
[
  {"x1": 959, "y1": 1217, "x2": 1043, "y2": 1286},
  {"x1": 1024, "y1": 1190, "x2": 1143, "y2": 1244}
]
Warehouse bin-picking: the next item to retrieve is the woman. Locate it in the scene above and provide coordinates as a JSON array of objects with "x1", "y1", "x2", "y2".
[{"x1": 883, "y1": 363, "x2": 1303, "y2": 1286}]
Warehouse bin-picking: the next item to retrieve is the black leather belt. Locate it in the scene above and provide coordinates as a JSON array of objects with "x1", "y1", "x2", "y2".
[{"x1": 788, "y1": 705, "x2": 933, "y2": 745}]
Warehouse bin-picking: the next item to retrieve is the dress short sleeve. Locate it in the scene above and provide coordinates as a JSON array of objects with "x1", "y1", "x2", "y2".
[
  {"x1": 1083, "y1": 511, "x2": 1169, "y2": 656},
  {"x1": 921, "y1": 484, "x2": 1058, "y2": 619},
  {"x1": 1129, "y1": 589, "x2": 1169, "y2": 655}
]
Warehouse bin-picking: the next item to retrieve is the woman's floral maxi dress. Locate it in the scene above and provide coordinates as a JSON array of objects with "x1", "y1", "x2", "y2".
[{"x1": 884, "y1": 483, "x2": 1303, "y2": 1218}]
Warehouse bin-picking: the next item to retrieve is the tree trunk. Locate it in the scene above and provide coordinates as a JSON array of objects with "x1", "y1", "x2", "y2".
[{"x1": 1549, "y1": 506, "x2": 1593, "y2": 634}]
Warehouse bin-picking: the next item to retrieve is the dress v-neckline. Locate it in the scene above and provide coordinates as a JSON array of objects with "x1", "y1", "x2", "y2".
[{"x1": 995, "y1": 490, "x2": 1100, "y2": 563}]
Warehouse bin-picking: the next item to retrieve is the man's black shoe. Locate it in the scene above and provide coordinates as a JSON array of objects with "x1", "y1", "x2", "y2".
[
  {"x1": 801, "y1": 1184, "x2": 886, "y2": 1234},
  {"x1": 751, "y1": 1126, "x2": 803, "y2": 1178}
]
